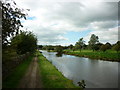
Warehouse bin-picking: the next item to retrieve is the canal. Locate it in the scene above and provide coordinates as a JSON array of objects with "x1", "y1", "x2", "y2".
[{"x1": 40, "y1": 50, "x2": 119, "y2": 88}]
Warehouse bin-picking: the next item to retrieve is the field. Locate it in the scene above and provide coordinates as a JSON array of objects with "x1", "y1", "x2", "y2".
[{"x1": 64, "y1": 49, "x2": 120, "y2": 62}]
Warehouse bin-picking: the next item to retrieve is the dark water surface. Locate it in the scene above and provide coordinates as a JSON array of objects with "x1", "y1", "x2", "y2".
[{"x1": 40, "y1": 50, "x2": 119, "y2": 88}]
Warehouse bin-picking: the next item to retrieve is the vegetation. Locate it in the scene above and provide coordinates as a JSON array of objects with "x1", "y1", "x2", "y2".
[
  {"x1": 37, "y1": 51, "x2": 80, "y2": 88},
  {"x1": 63, "y1": 50, "x2": 120, "y2": 62},
  {"x1": 75, "y1": 38, "x2": 85, "y2": 52},
  {"x1": 3, "y1": 55, "x2": 33, "y2": 88},
  {"x1": 88, "y1": 34, "x2": 99, "y2": 51},
  {"x1": 2, "y1": 0, "x2": 37, "y2": 80},
  {"x1": 40, "y1": 33, "x2": 120, "y2": 62},
  {"x1": 2, "y1": 1, "x2": 27, "y2": 48},
  {"x1": 11, "y1": 31, "x2": 37, "y2": 54},
  {"x1": 112, "y1": 41, "x2": 120, "y2": 52}
]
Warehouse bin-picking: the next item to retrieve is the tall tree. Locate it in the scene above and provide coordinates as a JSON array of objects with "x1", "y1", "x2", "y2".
[
  {"x1": 75, "y1": 38, "x2": 85, "y2": 51},
  {"x1": 88, "y1": 34, "x2": 99, "y2": 51},
  {"x1": 1, "y1": 1, "x2": 27, "y2": 48}
]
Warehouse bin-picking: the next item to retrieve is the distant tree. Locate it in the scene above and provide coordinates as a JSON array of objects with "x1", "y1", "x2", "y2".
[
  {"x1": 46, "y1": 45, "x2": 55, "y2": 51},
  {"x1": 55, "y1": 45, "x2": 63, "y2": 53},
  {"x1": 68, "y1": 44, "x2": 73, "y2": 50},
  {"x1": 94, "y1": 43, "x2": 103, "y2": 51},
  {"x1": 88, "y1": 34, "x2": 99, "y2": 51},
  {"x1": 11, "y1": 31, "x2": 37, "y2": 54},
  {"x1": 75, "y1": 38, "x2": 85, "y2": 52},
  {"x1": 55, "y1": 45, "x2": 63, "y2": 56},
  {"x1": 112, "y1": 41, "x2": 120, "y2": 52},
  {"x1": 100, "y1": 42, "x2": 112, "y2": 52},
  {"x1": 1, "y1": 1, "x2": 27, "y2": 48},
  {"x1": 38, "y1": 45, "x2": 43, "y2": 50},
  {"x1": 105, "y1": 42, "x2": 111, "y2": 49},
  {"x1": 63, "y1": 46, "x2": 69, "y2": 50},
  {"x1": 72, "y1": 47, "x2": 76, "y2": 52},
  {"x1": 100, "y1": 44, "x2": 108, "y2": 52}
]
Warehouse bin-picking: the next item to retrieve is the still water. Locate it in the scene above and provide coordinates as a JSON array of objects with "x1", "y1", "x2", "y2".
[{"x1": 40, "y1": 50, "x2": 119, "y2": 88}]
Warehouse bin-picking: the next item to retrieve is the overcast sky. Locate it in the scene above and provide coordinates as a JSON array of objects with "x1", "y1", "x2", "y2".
[{"x1": 13, "y1": 0, "x2": 119, "y2": 46}]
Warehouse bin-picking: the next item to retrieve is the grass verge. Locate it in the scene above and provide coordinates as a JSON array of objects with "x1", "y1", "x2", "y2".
[
  {"x1": 37, "y1": 51, "x2": 80, "y2": 88},
  {"x1": 64, "y1": 50, "x2": 120, "y2": 62},
  {"x1": 3, "y1": 54, "x2": 34, "y2": 88}
]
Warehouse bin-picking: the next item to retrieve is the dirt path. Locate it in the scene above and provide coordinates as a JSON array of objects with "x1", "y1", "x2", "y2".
[{"x1": 18, "y1": 56, "x2": 43, "y2": 88}]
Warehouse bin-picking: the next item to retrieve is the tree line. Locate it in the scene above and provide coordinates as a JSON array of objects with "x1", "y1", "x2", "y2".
[{"x1": 38, "y1": 34, "x2": 120, "y2": 53}]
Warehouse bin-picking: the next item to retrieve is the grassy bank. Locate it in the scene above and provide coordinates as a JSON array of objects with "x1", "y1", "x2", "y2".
[
  {"x1": 3, "y1": 54, "x2": 34, "y2": 88},
  {"x1": 64, "y1": 50, "x2": 120, "y2": 62},
  {"x1": 37, "y1": 51, "x2": 80, "y2": 88}
]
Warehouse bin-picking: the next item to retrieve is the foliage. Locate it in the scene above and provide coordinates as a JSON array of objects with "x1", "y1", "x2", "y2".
[
  {"x1": 88, "y1": 34, "x2": 99, "y2": 51},
  {"x1": 38, "y1": 45, "x2": 43, "y2": 49},
  {"x1": 94, "y1": 43, "x2": 103, "y2": 51},
  {"x1": 78, "y1": 80, "x2": 86, "y2": 88},
  {"x1": 100, "y1": 43, "x2": 112, "y2": 52},
  {"x1": 100, "y1": 44, "x2": 107, "y2": 52},
  {"x1": 68, "y1": 44, "x2": 74, "y2": 50},
  {"x1": 11, "y1": 31, "x2": 37, "y2": 54},
  {"x1": 112, "y1": 41, "x2": 120, "y2": 52},
  {"x1": 105, "y1": 42, "x2": 111, "y2": 49},
  {"x1": 55, "y1": 45, "x2": 63, "y2": 53},
  {"x1": 1, "y1": 1, "x2": 27, "y2": 48},
  {"x1": 75, "y1": 38, "x2": 85, "y2": 51}
]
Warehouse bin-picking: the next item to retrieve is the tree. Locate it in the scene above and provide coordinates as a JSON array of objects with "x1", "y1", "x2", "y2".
[
  {"x1": 68, "y1": 44, "x2": 73, "y2": 50},
  {"x1": 11, "y1": 31, "x2": 37, "y2": 54},
  {"x1": 105, "y1": 42, "x2": 111, "y2": 49},
  {"x1": 100, "y1": 42, "x2": 112, "y2": 52},
  {"x1": 88, "y1": 34, "x2": 99, "y2": 51},
  {"x1": 100, "y1": 44, "x2": 107, "y2": 52},
  {"x1": 94, "y1": 43, "x2": 103, "y2": 51},
  {"x1": 55, "y1": 45, "x2": 63, "y2": 53},
  {"x1": 75, "y1": 38, "x2": 85, "y2": 51},
  {"x1": 112, "y1": 41, "x2": 120, "y2": 52},
  {"x1": 38, "y1": 45, "x2": 43, "y2": 50},
  {"x1": 55, "y1": 45, "x2": 63, "y2": 57},
  {"x1": 1, "y1": 1, "x2": 27, "y2": 48}
]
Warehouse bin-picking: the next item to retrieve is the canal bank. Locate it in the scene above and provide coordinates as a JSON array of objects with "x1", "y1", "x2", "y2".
[
  {"x1": 63, "y1": 50, "x2": 120, "y2": 62},
  {"x1": 37, "y1": 51, "x2": 80, "y2": 88},
  {"x1": 41, "y1": 50, "x2": 118, "y2": 88}
]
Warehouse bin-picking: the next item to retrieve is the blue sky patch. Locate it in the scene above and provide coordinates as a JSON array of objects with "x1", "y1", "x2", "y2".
[
  {"x1": 27, "y1": 16, "x2": 36, "y2": 20},
  {"x1": 63, "y1": 30, "x2": 91, "y2": 45}
]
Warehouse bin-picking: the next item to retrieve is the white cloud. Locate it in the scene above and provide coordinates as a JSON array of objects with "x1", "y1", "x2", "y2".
[
  {"x1": 14, "y1": 0, "x2": 118, "y2": 45},
  {"x1": 84, "y1": 27, "x2": 118, "y2": 44}
]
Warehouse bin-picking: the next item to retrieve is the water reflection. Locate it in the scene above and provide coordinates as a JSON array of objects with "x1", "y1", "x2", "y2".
[
  {"x1": 56, "y1": 53, "x2": 63, "y2": 57},
  {"x1": 41, "y1": 50, "x2": 118, "y2": 88}
]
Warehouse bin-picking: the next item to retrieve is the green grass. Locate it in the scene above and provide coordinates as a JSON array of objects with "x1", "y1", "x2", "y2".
[
  {"x1": 64, "y1": 49, "x2": 120, "y2": 62},
  {"x1": 37, "y1": 51, "x2": 80, "y2": 88},
  {"x1": 3, "y1": 55, "x2": 34, "y2": 88}
]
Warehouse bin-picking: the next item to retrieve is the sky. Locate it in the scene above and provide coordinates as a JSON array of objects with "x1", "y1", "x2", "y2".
[{"x1": 11, "y1": 0, "x2": 119, "y2": 46}]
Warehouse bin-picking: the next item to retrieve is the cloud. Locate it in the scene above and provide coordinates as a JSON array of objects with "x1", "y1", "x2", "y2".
[
  {"x1": 84, "y1": 27, "x2": 118, "y2": 44},
  {"x1": 15, "y1": 0, "x2": 118, "y2": 45}
]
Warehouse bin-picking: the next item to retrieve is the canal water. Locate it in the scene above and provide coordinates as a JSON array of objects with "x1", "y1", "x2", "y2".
[{"x1": 40, "y1": 50, "x2": 119, "y2": 88}]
